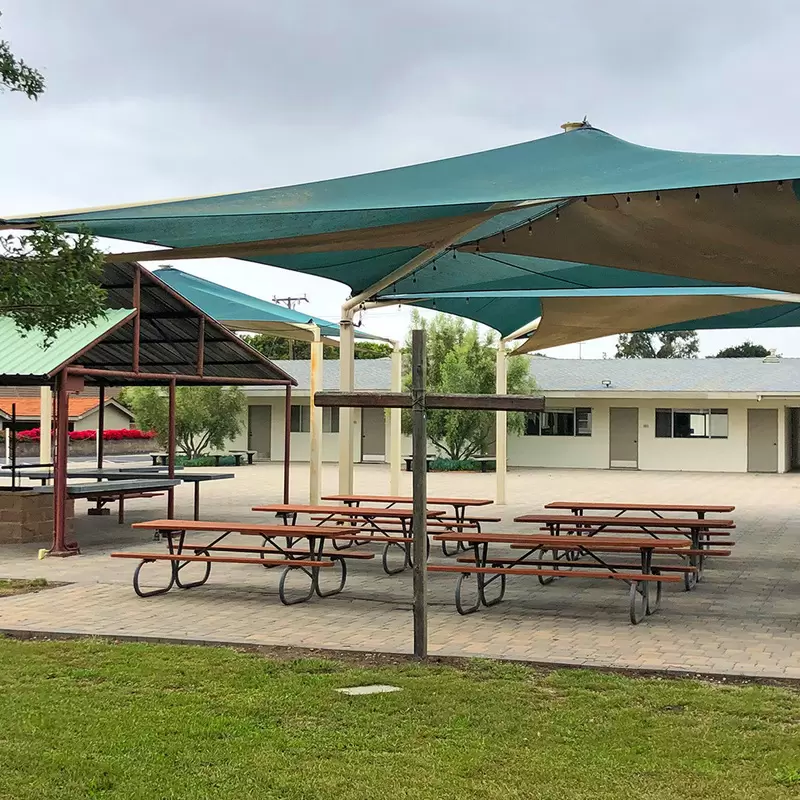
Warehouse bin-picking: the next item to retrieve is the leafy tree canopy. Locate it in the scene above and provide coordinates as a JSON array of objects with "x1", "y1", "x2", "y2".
[
  {"x1": 0, "y1": 12, "x2": 45, "y2": 98},
  {"x1": 244, "y1": 334, "x2": 392, "y2": 360},
  {"x1": 402, "y1": 311, "x2": 537, "y2": 460},
  {"x1": 712, "y1": 341, "x2": 773, "y2": 358},
  {"x1": 122, "y1": 386, "x2": 246, "y2": 460},
  {"x1": 615, "y1": 330, "x2": 699, "y2": 359}
]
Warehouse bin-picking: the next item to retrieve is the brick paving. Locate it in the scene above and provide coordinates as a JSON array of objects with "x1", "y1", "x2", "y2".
[{"x1": 1, "y1": 463, "x2": 800, "y2": 678}]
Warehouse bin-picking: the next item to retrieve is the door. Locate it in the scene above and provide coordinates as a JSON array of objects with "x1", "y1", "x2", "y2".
[
  {"x1": 247, "y1": 405, "x2": 271, "y2": 460},
  {"x1": 747, "y1": 408, "x2": 778, "y2": 473},
  {"x1": 360, "y1": 407, "x2": 386, "y2": 462},
  {"x1": 609, "y1": 407, "x2": 638, "y2": 469},
  {"x1": 789, "y1": 408, "x2": 800, "y2": 471}
]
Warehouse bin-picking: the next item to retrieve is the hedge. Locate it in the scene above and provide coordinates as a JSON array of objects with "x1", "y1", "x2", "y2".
[{"x1": 15, "y1": 428, "x2": 155, "y2": 443}]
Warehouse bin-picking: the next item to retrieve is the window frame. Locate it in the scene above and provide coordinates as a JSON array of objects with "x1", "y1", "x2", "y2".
[
  {"x1": 524, "y1": 407, "x2": 592, "y2": 438},
  {"x1": 655, "y1": 408, "x2": 728, "y2": 440}
]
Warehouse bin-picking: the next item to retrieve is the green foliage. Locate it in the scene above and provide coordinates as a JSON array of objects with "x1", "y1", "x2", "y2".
[
  {"x1": 0, "y1": 222, "x2": 107, "y2": 343},
  {"x1": 124, "y1": 386, "x2": 246, "y2": 459},
  {"x1": 244, "y1": 333, "x2": 393, "y2": 360},
  {"x1": 0, "y1": 12, "x2": 45, "y2": 98},
  {"x1": 615, "y1": 330, "x2": 699, "y2": 358},
  {"x1": 2, "y1": 639, "x2": 800, "y2": 799},
  {"x1": 713, "y1": 341, "x2": 773, "y2": 358},
  {"x1": 175, "y1": 455, "x2": 238, "y2": 467},
  {"x1": 402, "y1": 311, "x2": 537, "y2": 460},
  {"x1": 430, "y1": 457, "x2": 494, "y2": 472}
]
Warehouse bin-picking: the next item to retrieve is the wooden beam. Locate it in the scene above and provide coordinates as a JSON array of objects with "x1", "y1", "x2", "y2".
[{"x1": 314, "y1": 391, "x2": 546, "y2": 411}]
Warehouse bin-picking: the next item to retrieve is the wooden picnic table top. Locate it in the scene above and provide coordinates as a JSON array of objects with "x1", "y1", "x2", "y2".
[
  {"x1": 321, "y1": 494, "x2": 493, "y2": 507},
  {"x1": 131, "y1": 519, "x2": 383, "y2": 538},
  {"x1": 432, "y1": 531, "x2": 691, "y2": 549},
  {"x1": 544, "y1": 501, "x2": 735, "y2": 513},
  {"x1": 514, "y1": 513, "x2": 734, "y2": 529},
  {"x1": 252, "y1": 504, "x2": 445, "y2": 518}
]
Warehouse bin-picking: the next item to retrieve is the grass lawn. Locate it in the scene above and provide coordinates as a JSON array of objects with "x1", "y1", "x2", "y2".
[
  {"x1": 0, "y1": 640, "x2": 799, "y2": 799},
  {"x1": 0, "y1": 578, "x2": 48, "y2": 597}
]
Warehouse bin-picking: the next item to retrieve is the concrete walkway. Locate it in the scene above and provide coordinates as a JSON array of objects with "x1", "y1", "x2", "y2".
[{"x1": 1, "y1": 464, "x2": 799, "y2": 679}]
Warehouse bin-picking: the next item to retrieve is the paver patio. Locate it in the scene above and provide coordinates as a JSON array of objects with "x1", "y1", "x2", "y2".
[{"x1": 1, "y1": 463, "x2": 799, "y2": 679}]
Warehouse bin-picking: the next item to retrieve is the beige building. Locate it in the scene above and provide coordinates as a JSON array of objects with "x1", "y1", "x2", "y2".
[{"x1": 234, "y1": 355, "x2": 800, "y2": 474}]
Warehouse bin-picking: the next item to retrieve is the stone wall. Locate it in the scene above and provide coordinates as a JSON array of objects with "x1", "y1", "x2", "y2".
[{"x1": 0, "y1": 491, "x2": 74, "y2": 544}]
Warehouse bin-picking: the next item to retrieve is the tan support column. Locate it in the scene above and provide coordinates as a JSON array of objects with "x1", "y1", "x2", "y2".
[
  {"x1": 389, "y1": 341, "x2": 402, "y2": 495},
  {"x1": 338, "y1": 308, "x2": 355, "y2": 494},
  {"x1": 309, "y1": 326, "x2": 323, "y2": 504},
  {"x1": 39, "y1": 386, "x2": 52, "y2": 464},
  {"x1": 495, "y1": 341, "x2": 508, "y2": 505}
]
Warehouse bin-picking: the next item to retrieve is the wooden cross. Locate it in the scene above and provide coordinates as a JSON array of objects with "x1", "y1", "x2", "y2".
[{"x1": 314, "y1": 329, "x2": 546, "y2": 658}]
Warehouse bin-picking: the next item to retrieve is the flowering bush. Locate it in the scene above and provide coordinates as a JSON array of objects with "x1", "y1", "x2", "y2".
[{"x1": 15, "y1": 428, "x2": 156, "y2": 442}]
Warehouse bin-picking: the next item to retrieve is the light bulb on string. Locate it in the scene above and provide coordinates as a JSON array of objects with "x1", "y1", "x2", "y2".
[
  {"x1": 554, "y1": 207, "x2": 560, "y2": 221},
  {"x1": 432, "y1": 261, "x2": 437, "y2": 271},
  {"x1": 452, "y1": 248, "x2": 457, "y2": 259},
  {"x1": 626, "y1": 194, "x2": 631, "y2": 203},
  {"x1": 582, "y1": 196, "x2": 588, "y2": 203},
  {"x1": 501, "y1": 230, "x2": 506, "y2": 243},
  {"x1": 733, "y1": 184, "x2": 739, "y2": 198},
  {"x1": 432, "y1": 299, "x2": 437, "y2": 309},
  {"x1": 527, "y1": 221, "x2": 533, "y2": 236},
  {"x1": 655, "y1": 192, "x2": 661, "y2": 206},
  {"x1": 695, "y1": 191, "x2": 700, "y2": 203},
  {"x1": 778, "y1": 180, "x2": 784, "y2": 192},
  {"x1": 475, "y1": 241, "x2": 481, "y2": 253}
]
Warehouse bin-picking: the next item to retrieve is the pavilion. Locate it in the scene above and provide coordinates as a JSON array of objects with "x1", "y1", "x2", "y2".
[{"x1": 0, "y1": 262, "x2": 295, "y2": 555}]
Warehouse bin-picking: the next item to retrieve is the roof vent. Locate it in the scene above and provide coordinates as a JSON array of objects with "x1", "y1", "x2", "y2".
[
  {"x1": 763, "y1": 350, "x2": 780, "y2": 363},
  {"x1": 561, "y1": 117, "x2": 589, "y2": 133}
]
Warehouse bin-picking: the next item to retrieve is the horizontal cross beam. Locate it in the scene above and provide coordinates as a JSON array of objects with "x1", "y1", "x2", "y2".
[{"x1": 314, "y1": 391, "x2": 545, "y2": 411}]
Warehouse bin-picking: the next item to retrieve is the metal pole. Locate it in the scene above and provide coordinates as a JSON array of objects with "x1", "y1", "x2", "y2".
[
  {"x1": 338, "y1": 307, "x2": 355, "y2": 494},
  {"x1": 97, "y1": 385, "x2": 105, "y2": 469},
  {"x1": 39, "y1": 386, "x2": 52, "y2": 465},
  {"x1": 283, "y1": 384, "x2": 292, "y2": 503},
  {"x1": 167, "y1": 379, "x2": 176, "y2": 518},
  {"x1": 389, "y1": 341, "x2": 402, "y2": 495},
  {"x1": 132, "y1": 266, "x2": 141, "y2": 372},
  {"x1": 495, "y1": 342, "x2": 508, "y2": 505},
  {"x1": 411, "y1": 328, "x2": 427, "y2": 659},
  {"x1": 308, "y1": 327, "x2": 323, "y2": 504},
  {"x1": 50, "y1": 373, "x2": 74, "y2": 555}
]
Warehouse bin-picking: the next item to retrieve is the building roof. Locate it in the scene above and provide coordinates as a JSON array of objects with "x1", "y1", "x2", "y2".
[
  {"x1": 528, "y1": 356, "x2": 800, "y2": 394},
  {"x1": 0, "y1": 396, "x2": 133, "y2": 420},
  {"x1": 262, "y1": 359, "x2": 392, "y2": 392}
]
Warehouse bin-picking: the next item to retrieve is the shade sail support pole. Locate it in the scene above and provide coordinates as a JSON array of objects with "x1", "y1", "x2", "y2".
[
  {"x1": 308, "y1": 326, "x2": 323, "y2": 504},
  {"x1": 389, "y1": 341, "x2": 402, "y2": 495},
  {"x1": 283, "y1": 384, "x2": 292, "y2": 503},
  {"x1": 495, "y1": 341, "x2": 508, "y2": 505},
  {"x1": 97, "y1": 385, "x2": 105, "y2": 469},
  {"x1": 167, "y1": 379, "x2": 176, "y2": 518},
  {"x1": 338, "y1": 307, "x2": 355, "y2": 494},
  {"x1": 49, "y1": 371, "x2": 77, "y2": 556},
  {"x1": 39, "y1": 386, "x2": 52, "y2": 464},
  {"x1": 411, "y1": 329, "x2": 428, "y2": 659}
]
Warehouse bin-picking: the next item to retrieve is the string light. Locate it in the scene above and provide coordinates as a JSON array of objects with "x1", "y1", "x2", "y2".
[
  {"x1": 778, "y1": 180, "x2": 784, "y2": 192},
  {"x1": 527, "y1": 221, "x2": 533, "y2": 236},
  {"x1": 695, "y1": 191, "x2": 700, "y2": 203},
  {"x1": 554, "y1": 207, "x2": 560, "y2": 221},
  {"x1": 432, "y1": 260, "x2": 437, "y2": 271},
  {"x1": 501, "y1": 230, "x2": 507, "y2": 243},
  {"x1": 655, "y1": 192, "x2": 661, "y2": 206},
  {"x1": 582, "y1": 196, "x2": 588, "y2": 203},
  {"x1": 475, "y1": 240, "x2": 481, "y2": 253},
  {"x1": 432, "y1": 299, "x2": 437, "y2": 308},
  {"x1": 626, "y1": 195, "x2": 631, "y2": 203},
  {"x1": 733, "y1": 184, "x2": 739, "y2": 197},
  {"x1": 452, "y1": 248, "x2": 457, "y2": 259}
]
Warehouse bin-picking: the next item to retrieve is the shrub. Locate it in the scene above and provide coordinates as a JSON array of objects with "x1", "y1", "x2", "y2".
[{"x1": 15, "y1": 428, "x2": 156, "y2": 442}]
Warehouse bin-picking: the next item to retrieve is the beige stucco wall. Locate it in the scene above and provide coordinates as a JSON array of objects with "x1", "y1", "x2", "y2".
[
  {"x1": 73, "y1": 405, "x2": 134, "y2": 432},
  {"x1": 508, "y1": 397, "x2": 794, "y2": 473}
]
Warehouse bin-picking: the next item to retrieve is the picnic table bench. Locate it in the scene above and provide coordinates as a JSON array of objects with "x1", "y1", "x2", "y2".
[
  {"x1": 544, "y1": 501, "x2": 735, "y2": 519},
  {"x1": 514, "y1": 512, "x2": 734, "y2": 589},
  {"x1": 430, "y1": 531, "x2": 692, "y2": 623},
  {"x1": 228, "y1": 449, "x2": 257, "y2": 465},
  {"x1": 403, "y1": 454, "x2": 436, "y2": 471},
  {"x1": 34, "y1": 478, "x2": 182, "y2": 523},
  {"x1": 113, "y1": 519, "x2": 384, "y2": 603}
]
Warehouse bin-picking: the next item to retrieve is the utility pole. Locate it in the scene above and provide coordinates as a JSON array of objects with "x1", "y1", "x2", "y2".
[{"x1": 272, "y1": 295, "x2": 308, "y2": 358}]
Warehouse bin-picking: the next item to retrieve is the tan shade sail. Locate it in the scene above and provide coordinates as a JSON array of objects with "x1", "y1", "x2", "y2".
[{"x1": 512, "y1": 294, "x2": 784, "y2": 354}]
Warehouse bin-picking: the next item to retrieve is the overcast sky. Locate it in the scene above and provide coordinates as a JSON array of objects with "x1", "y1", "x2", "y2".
[{"x1": 3, "y1": 0, "x2": 800, "y2": 357}]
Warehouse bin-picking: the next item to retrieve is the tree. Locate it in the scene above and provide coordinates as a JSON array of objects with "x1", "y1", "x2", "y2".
[
  {"x1": 713, "y1": 341, "x2": 773, "y2": 358},
  {"x1": 123, "y1": 386, "x2": 246, "y2": 459},
  {"x1": 1, "y1": 12, "x2": 45, "y2": 98},
  {"x1": 1, "y1": 14, "x2": 106, "y2": 340},
  {"x1": 243, "y1": 334, "x2": 393, "y2": 360},
  {"x1": 401, "y1": 311, "x2": 537, "y2": 460},
  {"x1": 615, "y1": 331, "x2": 699, "y2": 359}
]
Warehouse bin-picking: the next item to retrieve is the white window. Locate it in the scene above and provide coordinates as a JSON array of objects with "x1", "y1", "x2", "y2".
[
  {"x1": 524, "y1": 408, "x2": 592, "y2": 437},
  {"x1": 323, "y1": 407, "x2": 339, "y2": 433},
  {"x1": 290, "y1": 405, "x2": 310, "y2": 433}
]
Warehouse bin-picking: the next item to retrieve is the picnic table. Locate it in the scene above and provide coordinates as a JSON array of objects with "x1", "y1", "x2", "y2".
[
  {"x1": 514, "y1": 512, "x2": 735, "y2": 590},
  {"x1": 322, "y1": 494, "x2": 499, "y2": 554},
  {"x1": 71, "y1": 470, "x2": 234, "y2": 520},
  {"x1": 544, "y1": 501, "x2": 735, "y2": 520},
  {"x1": 430, "y1": 530, "x2": 692, "y2": 623},
  {"x1": 112, "y1": 519, "x2": 378, "y2": 604},
  {"x1": 252, "y1": 503, "x2": 446, "y2": 573},
  {"x1": 228, "y1": 449, "x2": 257, "y2": 465},
  {"x1": 34, "y1": 478, "x2": 182, "y2": 524}
]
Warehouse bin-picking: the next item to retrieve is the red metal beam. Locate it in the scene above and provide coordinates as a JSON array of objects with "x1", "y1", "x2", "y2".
[
  {"x1": 96, "y1": 385, "x2": 105, "y2": 469},
  {"x1": 132, "y1": 265, "x2": 141, "y2": 372},
  {"x1": 67, "y1": 367, "x2": 291, "y2": 386},
  {"x1": 167, "y1": 378, "x2": 176, "y2": 518}
]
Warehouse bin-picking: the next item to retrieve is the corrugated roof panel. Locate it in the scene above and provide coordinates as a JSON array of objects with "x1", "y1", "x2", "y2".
[{"x1": 0, "y1": 309, "x2": 135, "y2": 381}]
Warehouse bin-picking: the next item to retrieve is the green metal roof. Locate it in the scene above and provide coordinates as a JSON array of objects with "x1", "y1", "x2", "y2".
[{"x1": 0, "y1": 309, "x2": 135, "y2": 381}]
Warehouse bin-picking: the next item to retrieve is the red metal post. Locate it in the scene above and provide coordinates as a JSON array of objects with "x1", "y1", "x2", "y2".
[
  {"x1": 96, "y1": 384, "x2": 105, "y2": 469},
  {"x1": 132, "y1": 265, "x2": 141, "y2": 372},
  {"x1": 283, "y1": 384, "x2": 292, "y2": 503},
  {"x1": 167, "y1": 378, "x2": 176, "y2": 517},
  {"x1": 196, "y1": 317, "x2": 205, "y2": 376},
  {"x1": 50, "y1": 372, "x2": 78, "y2": 556}
]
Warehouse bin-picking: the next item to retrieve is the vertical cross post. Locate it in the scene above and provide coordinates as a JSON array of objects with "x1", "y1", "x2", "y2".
[{"x1": 411, "y1": 328, "x2": 427, "y2": 659}]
